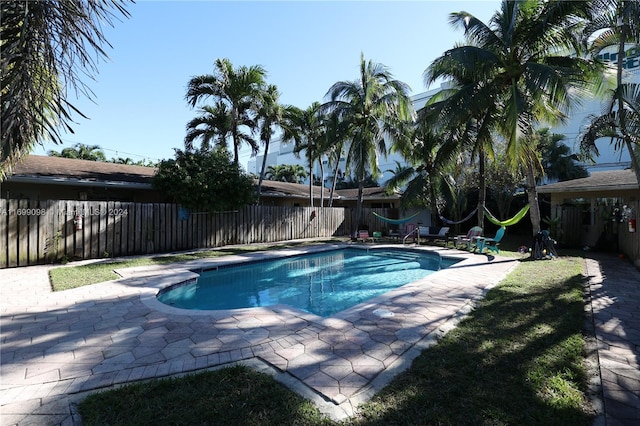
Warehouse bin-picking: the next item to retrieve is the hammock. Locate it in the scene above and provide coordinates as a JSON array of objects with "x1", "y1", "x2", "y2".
[
  {"x1": 439, "y1": 207, "x2": 478, "y2": 225},
  {"x1": 372, "y1": 211, "x2": 421, "y2": 225},
  {"x1": 483, "y1": 204, "x2": 530, "y2": 227}
]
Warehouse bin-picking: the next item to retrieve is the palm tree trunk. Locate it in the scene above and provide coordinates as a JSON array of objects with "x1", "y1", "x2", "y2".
[
  {"x1": 329, "y1": 168, "x2": 338, "y2": 207},
  {"x1": 308, "y1": 155, "x2": 313, "y2": 208},
  {"x1": 256, "y1": 138, "x2": 270, "y2": 200},
  {"x1": 477, "y1": 148, "x2": 486, "y2": 228},
  {"x1": 232, "y1": 108, "x2": 240, "y2": 166},
  {"x1": 526, "y1": 164, "x2": 541, "y2": 235},
  {"x1": 353, "y1": 182, "x2": 365, "y2": 237},
  {"x1": 328, "y1": 153, "x2": 342, "y2": 207},
  {"x1": 429, "y1": 176, "x2": 439, "y2": 226},
  {"x1": 319, "y1": 158, "x2": 325, "y2": 208}
]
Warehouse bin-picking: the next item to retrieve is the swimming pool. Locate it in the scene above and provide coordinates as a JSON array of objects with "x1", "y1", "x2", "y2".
[{"x1": 157, "y1": 248, "x2": 460, "y2": 317}]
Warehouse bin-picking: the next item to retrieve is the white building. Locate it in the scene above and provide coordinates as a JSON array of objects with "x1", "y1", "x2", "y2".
[{"x1": 247, "y1": 51, "x2": 639, "y2": 185}]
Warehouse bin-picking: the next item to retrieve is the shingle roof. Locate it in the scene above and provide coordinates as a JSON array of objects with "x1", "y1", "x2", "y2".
[
  {"x1": 10, "y1": 155, "x2": 156, "y2": 184},
  {"x1": 258, "y1": 180, "x2": 328, "y2": 199},
  {"x1": 536, "y1": 168, "x2": 639, "y2": 193},
  {"x1": 334, "y1": 186, "x2": 398, "y2": 199},
  {"x1": 8, "y1": 155, "x2": 400, "y2": 200}
]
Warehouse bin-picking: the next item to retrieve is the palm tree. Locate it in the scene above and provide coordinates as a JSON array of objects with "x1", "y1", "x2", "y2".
[
  {"x1": 425, "y1": 0, "x2": 602, "y2": 235},
  {"x1": 185, "y1": 58, "x2": 266, "y2": 166},
  {"x1": 255, "y1": 85, "x2": 294, "y2": 199},
  {"x1": 184, "y1": 102, "x2": 233, "y2": 153},
  {"x1": 420, "y1": 86, "x2": 498, "y2": 229},
  {"x1": 265, "y1": 164, "x2": 307, "y2": 183},
  {"x1": 322, "y1": 112, "x2": 350, "y2": 207},
  {"x1": 283, "y1": 103, "x2": 325, "y2": 207},
  {"x1": 324, "y1": 53, "x2": 414, "y2": 235},
  {"x1": 111, "y1": 157, "x2": 135, "y2": 165},
  {"x1": 580, "y1": 0, "x2": 640, "y2": 184},
  {"x1": 48, "y1": 143, "x2": 107, "y2": 161},
  {"x1": 537, "y1": 129, "x2": 588, "y2": 182},
  {"x1": 1, "y1": 0, "x2": 131, "y2": 180},
  {"x1": 388, "y1": 122, "x2": 458, "y2": 222}
]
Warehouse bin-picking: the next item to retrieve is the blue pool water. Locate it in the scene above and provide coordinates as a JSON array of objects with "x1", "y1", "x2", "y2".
[{"x1": 157, "y1": 248, "x2": 460, "y2": 317}]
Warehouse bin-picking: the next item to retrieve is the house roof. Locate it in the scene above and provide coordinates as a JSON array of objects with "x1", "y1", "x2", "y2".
[
  {"x1": 536, "y1": 168, "x2": 639, "y2": 194},
  {"x1": 258, "y1": 179, "x2": 330, "y2": 200},
  {"x1": 257, "y1": 180, "x2": 400, "y2": 200},
  {"x1": 8, "y1": 155, "x2": 156, "y2": 189},
  {"x1": 334, "y1": 186, "x2": 399, "y2": 200},
  {"x1": 7, "y1": 155, "x2": 400, "y2": 201}
]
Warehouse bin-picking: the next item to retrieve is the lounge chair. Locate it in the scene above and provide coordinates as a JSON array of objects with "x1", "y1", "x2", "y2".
[
  {"x1": 357, "y1": 230, "x2": 373, "y2": 242},
  {"x1": 453, "y1": 226, "x2": 483, "y2": 251},
  {"x1": 475, "y1": 226, "x2": 506, "y2": 254},
  {"x1": 417, "y1": 226, "x2": 450, "y2": 246}
]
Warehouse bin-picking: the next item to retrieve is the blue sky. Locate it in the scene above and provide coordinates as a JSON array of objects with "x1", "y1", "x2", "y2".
[{"x1": 33, "y1": 0, "x2": 499, "y2": 167}]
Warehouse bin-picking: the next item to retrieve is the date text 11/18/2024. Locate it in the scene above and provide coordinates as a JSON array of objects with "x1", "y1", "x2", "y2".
[{"x1": 0, "y1": 207, "x2": 129, "y2": 217}]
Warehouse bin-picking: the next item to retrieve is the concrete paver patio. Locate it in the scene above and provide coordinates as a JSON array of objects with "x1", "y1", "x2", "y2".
[
  {"x1": 2, "y1": 242, "x2": 636, "y2": 425},
  {"x1": 1, "y1": 243, "x2": 519, "y2": 424}
]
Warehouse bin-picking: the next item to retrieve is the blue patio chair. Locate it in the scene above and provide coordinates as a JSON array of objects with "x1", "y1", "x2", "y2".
[{"x1": 475, "y1": 226, "x2": 506, "y2": 254}]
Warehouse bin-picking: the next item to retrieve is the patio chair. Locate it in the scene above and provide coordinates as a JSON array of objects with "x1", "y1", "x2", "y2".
[
  {"x1": 357, "y1": 230, "x2": 373, "y2": 242},
  {"x1": 475, "y1": 226, "x2": 506, "y2": 254},
  {"x1": 454, "y1": 226, "x2": 483, "y2": 251}
]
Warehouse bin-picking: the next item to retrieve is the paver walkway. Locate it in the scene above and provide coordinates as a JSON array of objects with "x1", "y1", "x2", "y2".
[{"x1": 585, "y1": 253, "x2": 640, "y2": 426}]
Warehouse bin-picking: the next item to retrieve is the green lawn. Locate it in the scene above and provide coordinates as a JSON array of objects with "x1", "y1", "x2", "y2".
[{"x1": 76, "y1": 242, "x2": 595, "y2": 425}]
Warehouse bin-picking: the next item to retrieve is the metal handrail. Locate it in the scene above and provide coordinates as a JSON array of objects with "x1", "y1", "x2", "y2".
[{"x1": 402, "y1": 227, "x2": 419, "y2": 245}]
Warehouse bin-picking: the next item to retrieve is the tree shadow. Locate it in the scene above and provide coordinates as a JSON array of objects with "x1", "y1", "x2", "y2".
[{"x1": 346, "y1": 272, "x2": 596, "y2": 425}]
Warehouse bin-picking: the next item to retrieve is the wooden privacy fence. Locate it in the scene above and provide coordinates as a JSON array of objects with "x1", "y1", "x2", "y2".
[{"x1": 0, "y1": 199, "x2": 396, "y2": 268}]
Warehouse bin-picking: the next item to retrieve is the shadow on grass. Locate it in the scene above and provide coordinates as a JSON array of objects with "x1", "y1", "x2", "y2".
[
  {"x1": 79, "y1": 365, "x2": 334, "y2": 426},
  {"x1": 348, "y1": 265, "x2": 595, "y2": 425}
]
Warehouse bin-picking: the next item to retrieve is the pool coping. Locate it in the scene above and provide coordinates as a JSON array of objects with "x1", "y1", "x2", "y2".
[{"x1": 139, "y1": 243, "x2": 468, "y2": 319}]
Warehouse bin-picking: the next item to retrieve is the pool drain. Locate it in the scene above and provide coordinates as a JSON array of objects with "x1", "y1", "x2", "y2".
[{"x1": 373, "y1": 308, "x2": 394, "y2": 318}]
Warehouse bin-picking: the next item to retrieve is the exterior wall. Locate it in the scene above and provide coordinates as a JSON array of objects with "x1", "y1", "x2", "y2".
[
  {"x1": 548, "y1": 192, "x2": 640, "y2": 265},
  {"x1": 549, "y1": 50, "x2": 640, "y2": 172}
]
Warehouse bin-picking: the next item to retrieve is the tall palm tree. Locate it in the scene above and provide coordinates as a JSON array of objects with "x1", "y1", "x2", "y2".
[
  {"x1": 283, "y1": 103, "x2": 325, "y2": 207},
  {"x1": 425, "y1": 0, "x2": 602, "y2": 235},
  {"x1": 1, "y1": 0, "x2": 131, "y2": 180},
  {"x1": 388, "y1": 121, "x2": 458, "y2": 222},
  {"x1": 321, "y1": 112, "x2": 350, "y2": 207},
  {"x1": 255, "y1": 85, "x2": 296, "y2": 199},
  {"x1": 185, "y1": 58, "x2": 266, "y2": 166},
  {"x1": 420, "y1": 87, "x2": 498, "y2": 229},
  {"x1": 325, "y1": 53, "x2": 414, "y2": 235},
  {"x1": 48, "y1": 143, "x2": 106, "y2": 161},
  {"x1": 580, "y1": 0, "x2": 640, "y2": 184}
]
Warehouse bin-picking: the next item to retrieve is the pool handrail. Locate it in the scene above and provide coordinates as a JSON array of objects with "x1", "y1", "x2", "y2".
[{"x1": 402, "y1": 227, "x2": 419, "y2": 245}]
